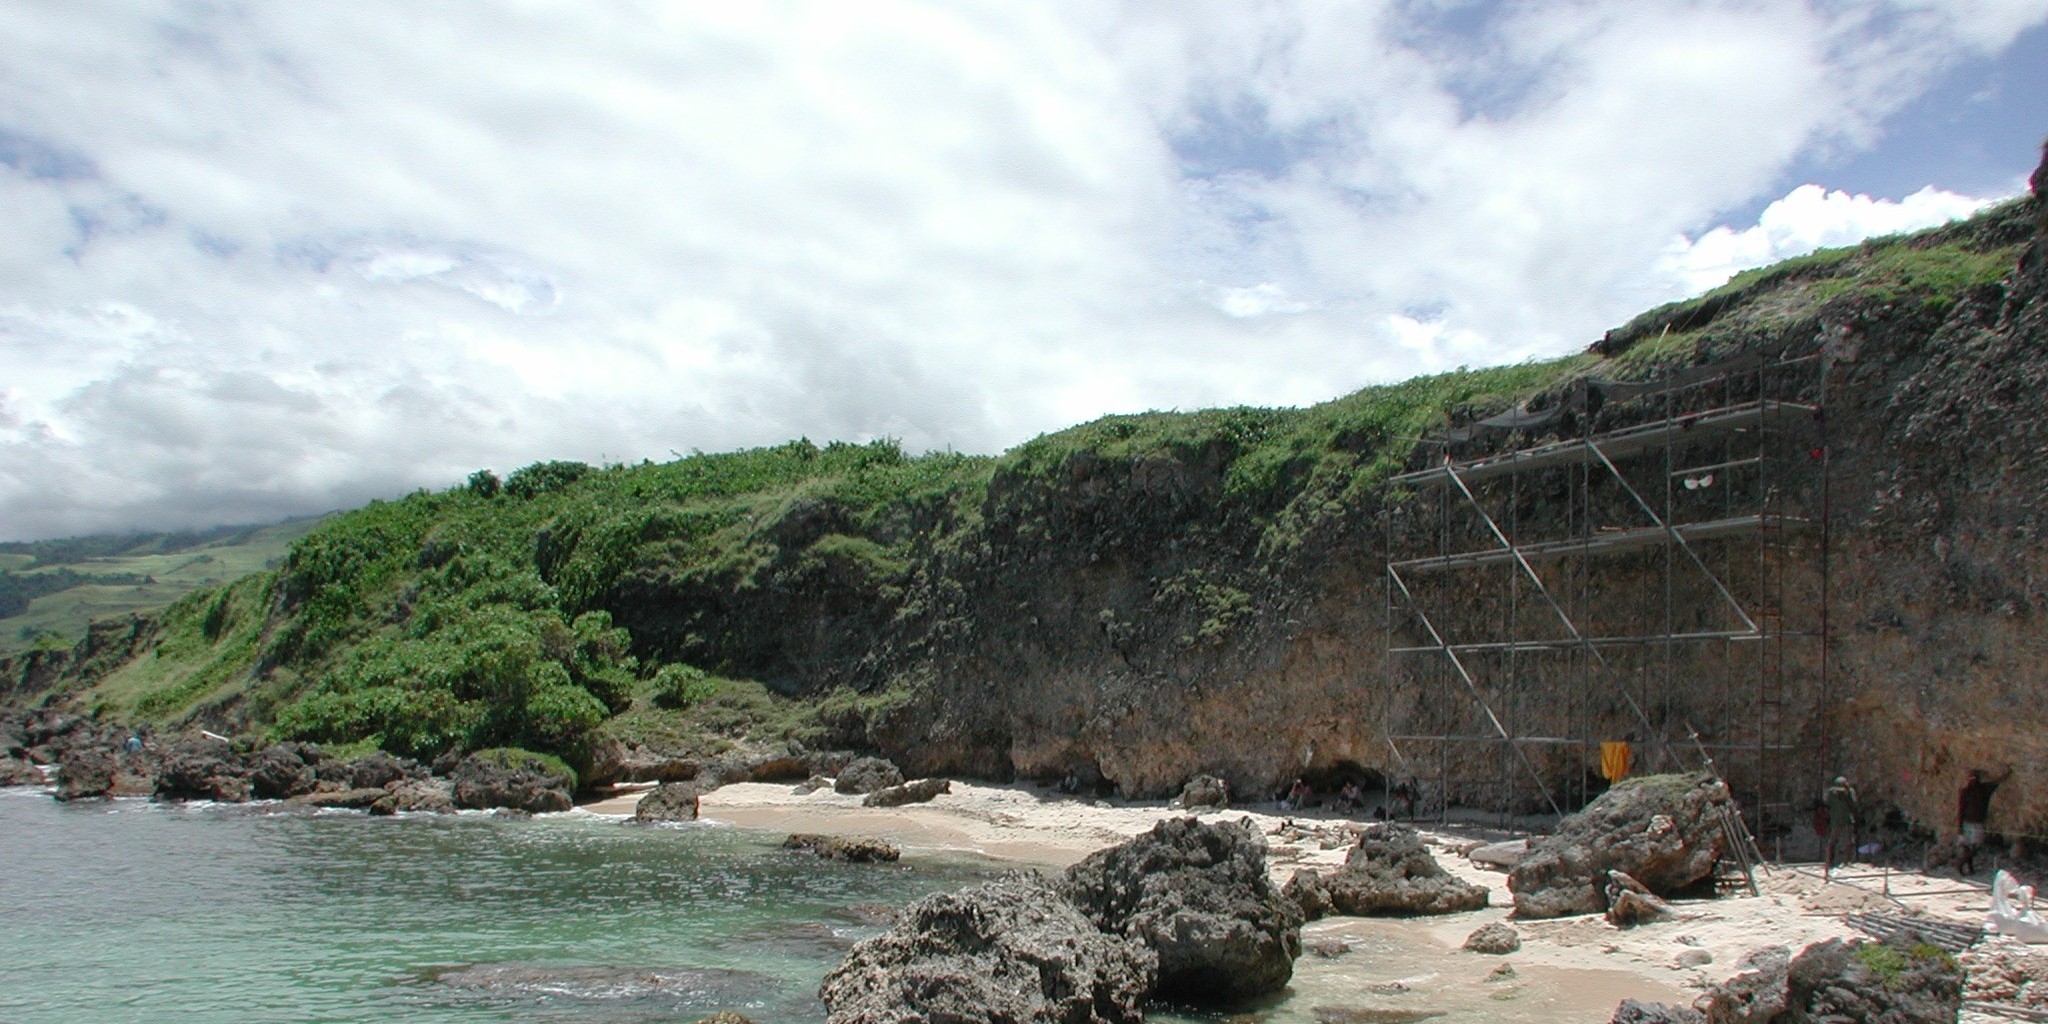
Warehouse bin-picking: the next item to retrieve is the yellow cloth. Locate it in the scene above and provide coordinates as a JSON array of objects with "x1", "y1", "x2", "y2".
[{"x1": 1600, "y1": 741, "x2": 1632, "y2": 782}]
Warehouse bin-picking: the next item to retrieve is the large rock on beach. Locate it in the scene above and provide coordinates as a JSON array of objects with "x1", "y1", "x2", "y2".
[
  {"x1": 1289, "y1": 823, "x2": 1489, "y2": 918},
  {"x1": 1698, "y1": 945, "x2": 1790, "y2": 1024},
  {"x1": 819, "y1": 871, "x2": 1156, "y2": 1024},
  {"x1": 1059, "y1": 816, "x2": 1301, "y2": 1002},
  {"x1": 1509, "y1": 773, "x2": 1730, "y2": 919},
  {"x1": 1776, "y1": 934, "x2": 1961, "y2": 1023},
  {"x1": 784, "y1": 833, "x2": 901, "y2": 863},
  {"x1": 1179, "y1": 773, "x2": 1230, "y2": 809},
  {"x1": 633, "y1": 782, "x2": 701, "y2": 822},
  {"x1": 1605, "y1": 870, "x2": 1674, "y2": 927},
  {"x1": 1688, "y1": 933, "x2": 1962, "y2": 1024},
  {"x1": 862, "y1": 777, "x2": 949, "y2": 807},
  {"x1": 1611, "y1": 999, "x2": 1706, "y2": 1024},
  {"x1": 833, "y1": 757, "x2": 904, "y2": 795},
  {"x1": 451, "y1": 751, "x2": 574, "y2": 813},
  {"x1": 1464, "y1": 922, "x2": 1521, "y2": 954}
]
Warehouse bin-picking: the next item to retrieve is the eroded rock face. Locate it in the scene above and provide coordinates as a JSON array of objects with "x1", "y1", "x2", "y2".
[
  {"x1": 633, "y1": 782, "x2": 701, "y2": 822},
  {"x1": 1059, "y1": 816, "x2": 1301, "y2": 1002},
  {"x1": 833, "y1": 757, "x2": 904, "y2": 795},
  {"x1": 861, "y1": 777, "x2": 948, "y2": 808},
  {"x1": 451, "y1": 753, "x2": 573, "y2": 813},
  {"x1": 819, "y1": 872, "x2": 1156, "y2": 1024},
  {"x1": 784, "y1": 833, "x2": 901, "y2": 863},
  {"x1": 1290, "y1": 823, "x2": 1489, "y2": 919},
  {"x1": 1509, "y1": 773, "x2": 1729, "y2": 919}
]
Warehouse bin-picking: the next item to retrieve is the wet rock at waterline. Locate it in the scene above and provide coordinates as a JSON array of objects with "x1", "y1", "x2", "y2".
[
  {"x1": 450, "y1": 752, "x2": 573, "y2": 814},
  {"x1": 784, "y1": 833, "x2": 901, "y2": 863},
  {"x1": 1288, "y1": 823, "x2": 1489, "y2": 919},
  {"x1": 421, "y1": 962, "x2": 779, "y2": 1008},
  {"x1": 633, "y1": 782, "x2": 702, "y2": 822}
]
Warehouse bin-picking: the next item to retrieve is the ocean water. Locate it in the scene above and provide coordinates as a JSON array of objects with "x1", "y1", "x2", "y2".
[
  {"x1": 0, "y1": 787, "x2": 992, "y2": 1024},
  {"x1": 1, "y1": 785, "x2": 1671, "y2": 1023}
]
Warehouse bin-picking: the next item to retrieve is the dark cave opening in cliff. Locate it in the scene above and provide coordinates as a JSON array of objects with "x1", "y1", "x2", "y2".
[{"x1": 1294, "y1": 761, "x2": 1388, "y2": 811}]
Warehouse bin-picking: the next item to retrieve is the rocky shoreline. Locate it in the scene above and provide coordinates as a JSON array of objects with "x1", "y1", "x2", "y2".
[
  {"x1": 2, "y1": 714, "x2": 2015, "y2": 1023},
  {"x1": 3, "y1": 709, "x2": 582, "y2": 816}
]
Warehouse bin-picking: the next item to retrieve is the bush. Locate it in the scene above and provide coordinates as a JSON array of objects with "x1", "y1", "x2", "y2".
[
  {"x1": 467, "y1": 469, "x2": 501, "y2": 498},
  {"x1": 504, "y1": 460, "x2": 591, "y2": 499},
  {"x1": 652, "y1": 664, "x2": 717, "y2": 710}
]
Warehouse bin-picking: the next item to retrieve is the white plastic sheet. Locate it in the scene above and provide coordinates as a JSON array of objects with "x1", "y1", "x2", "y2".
[{"x1": 1988, "y1": 870, "x2": 2048, "y2": 944}]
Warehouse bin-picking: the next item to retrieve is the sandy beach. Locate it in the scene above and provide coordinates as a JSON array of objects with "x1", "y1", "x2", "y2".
[{"x1": 579, "y1": 779, "x2": 2025, "y2": 1021}]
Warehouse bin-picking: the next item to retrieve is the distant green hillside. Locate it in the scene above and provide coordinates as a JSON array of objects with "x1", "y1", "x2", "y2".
[
  {"x1": 0, "y1": 518, "x2": 321, "y2": 657},
  {"x1": 11, "y1": 192, "x2": 2037, "y2": 783}
]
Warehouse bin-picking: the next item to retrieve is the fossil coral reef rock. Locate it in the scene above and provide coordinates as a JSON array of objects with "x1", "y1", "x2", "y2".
[
  {"x1": 783, "y1": 833, "x2": 901, "y2": 863},
  {"x1": 1288, "y1": 823, "x2": 1490, "y2": 919},
  {"x1": 818, "y1": 872, "x2": 1156, "y2": 1024},
  {"x1": 860, "y1": 777, "x2": 948, "y2": 807},
  {"x1": 633, "y1": 781, "x2": 701, "y2": 822},
  {"x1": 820, "y1": 818, "x2": 1304, "y2": 1021},
  {"x1": 1059, "y1": 816, "x2": 1301, "y2": 1002},
  {"x1": 1621, "y1": 931, "x2": 1963, "y2": 1024},
  {"x1": 1509, "y1": 773, "x2": 1730, "y2": 919},
  {"x1": 832, "y1": 757, "x2": 903, "y2": 795}
]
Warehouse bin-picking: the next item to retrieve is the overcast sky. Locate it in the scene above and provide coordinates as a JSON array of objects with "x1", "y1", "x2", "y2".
[{"x1": 3, "y1": 1, "x2": 2045, "y2": 541}]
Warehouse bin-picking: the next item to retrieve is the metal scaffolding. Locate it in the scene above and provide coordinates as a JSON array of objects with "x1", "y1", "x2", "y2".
[{"x1": 1384, "y1": 353, "x2": 1830, "y2": 840}]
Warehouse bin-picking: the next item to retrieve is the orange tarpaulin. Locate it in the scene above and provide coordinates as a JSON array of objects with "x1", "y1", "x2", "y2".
[{"x1": 1600, "y1": 741, "x2": 1632, "y2": 782}]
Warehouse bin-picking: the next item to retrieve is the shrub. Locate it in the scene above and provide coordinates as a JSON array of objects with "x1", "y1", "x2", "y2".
[
  {"x1": 504, "y1": 460, "x2": 591, "y2": 499},
  {"x1": 652, "y1": 664, "x2": 717, "y2": 710}
]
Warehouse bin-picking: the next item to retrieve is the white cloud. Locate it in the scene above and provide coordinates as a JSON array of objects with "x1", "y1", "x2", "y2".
[
  {"x1": 0, "y1": 1, "x2": 2042, "y2": 539},
  {"x1": 1658, "y1": 184, "x2": 2000, "y2": 296}
]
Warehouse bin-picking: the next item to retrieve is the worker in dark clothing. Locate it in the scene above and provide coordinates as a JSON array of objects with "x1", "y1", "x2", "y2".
[
  {"x1": 1822, "y1": 775, "x2": 1858, "y2": 878},
  {"x1": 1958, "y1": 766, "x2": 2013, "y2": 876}
]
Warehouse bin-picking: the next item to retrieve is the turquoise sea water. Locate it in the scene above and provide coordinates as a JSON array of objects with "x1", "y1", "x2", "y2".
[
  {"x1": 2, "y1": 785, "x2": 1675, "y2": 1023},
  {"x1": 0, "y1": 787, "x2": 993, "y2": 1024}
]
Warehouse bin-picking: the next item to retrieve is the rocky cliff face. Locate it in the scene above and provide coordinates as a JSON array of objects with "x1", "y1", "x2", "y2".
[
  {"x1": 10, "y1": 149, "x2": 2044, "y2": 854},
  {"x1": 851, "y1": 152, "x2": 2048, "y2": 847}
]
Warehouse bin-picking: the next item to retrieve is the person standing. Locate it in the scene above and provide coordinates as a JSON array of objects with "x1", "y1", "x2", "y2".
[
  {"x1": 1822, "y1": 775, "x2": 1858, "y2": 878},
  {"x1": 1958, "y1": 766, "x2": 2014, "y2": 876}
]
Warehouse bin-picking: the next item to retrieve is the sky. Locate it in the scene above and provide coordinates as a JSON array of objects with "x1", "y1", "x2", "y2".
[{"x1": 2, "y1": 1, "x2": 2045, "y2": 542}]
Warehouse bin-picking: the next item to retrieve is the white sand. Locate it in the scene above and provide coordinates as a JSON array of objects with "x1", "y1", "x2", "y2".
[{"x1": 580, "y1": 780, "x2": 2001, "y2": 1022}]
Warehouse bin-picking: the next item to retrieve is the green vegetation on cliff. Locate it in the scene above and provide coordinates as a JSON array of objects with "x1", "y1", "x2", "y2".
[{"x1": 7, "y1": 193, "x2": 2036, "y2": 780}]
